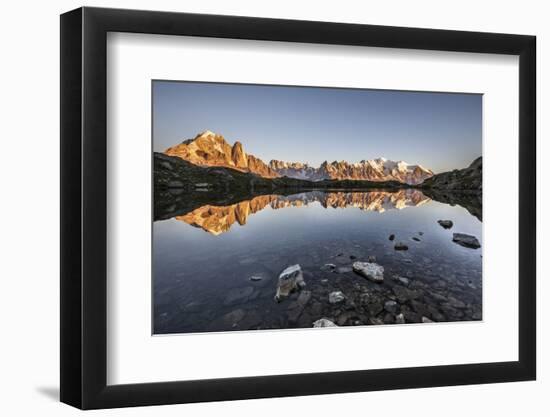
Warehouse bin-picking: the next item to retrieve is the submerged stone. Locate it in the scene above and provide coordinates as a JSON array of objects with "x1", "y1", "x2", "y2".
[
  {"x1": 384, "y1": 300, "x2": 399, "y2": 314},
  {"x1": 223, "y1": 286, "x2": 254, "y2": 306},
  {"x1": 287, "y1": 301, "x2": 304, "y2": 323},
  {"x1": 321, "y1": 263, "x2": 337, "y2": 271},
  {"x1": 167, "y1": 180, "x2": 184, "y2": 188},
  {"x1": 352, "y1": 261, "x2": 384, "y2": 282},
  {"x1": 329, "y1": 291, "x2": 345, "y2": 304},
  {"x1": 383, "y1": 313, "x2": 396, "y2": 324},
  {"x1": 297, "y1": 290, "x2": 312, "y2": 307},
  {"x1": 336, "y1": 311, "x2": 358, "y2": 326},
  {"x1": 223, "y1": 309, "x2": 246, "y2": 327},
  {"x1": 395, "y1": 276, "x2": 409, "y2": 286},
  {"x1": 249, "y1": 273, "x2": 267, "y2": 282},
  {"x1": 392, "y1": 285, "x2": 421, "y2": 303}
]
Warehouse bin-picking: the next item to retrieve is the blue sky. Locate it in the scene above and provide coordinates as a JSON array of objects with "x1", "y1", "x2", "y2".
[{"x1": 153, "y1": 81, "x2": 482, "y2": 173}]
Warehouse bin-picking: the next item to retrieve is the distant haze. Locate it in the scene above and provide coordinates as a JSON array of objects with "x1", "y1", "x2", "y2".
[{"x1": 153, "y1": 81, "x2": 482, "y2": 173}]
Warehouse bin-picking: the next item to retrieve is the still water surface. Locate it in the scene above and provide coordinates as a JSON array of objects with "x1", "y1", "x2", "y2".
[{"x1": 153, "y1": 190, "x2": 482, "y2": 334}]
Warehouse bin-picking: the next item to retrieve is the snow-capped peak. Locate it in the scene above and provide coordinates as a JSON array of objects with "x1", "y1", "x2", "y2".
[
  {"x1": 167, "y1": 131, "x2": 434, "y2": 185},
  {"x1": 269, "y1": 156, "x2": 434, "y2": 184}
]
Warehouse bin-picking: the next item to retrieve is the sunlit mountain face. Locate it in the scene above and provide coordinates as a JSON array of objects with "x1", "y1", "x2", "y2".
[
  {"x1": 164, "y1": 130, "x2": 280, "y2": 178},
  {"x1": 164, "y1": 131, "x2": 434, "y2": 185},
  {"x1": 176, "y1": 190, "x2": 431, "y2": 235}
]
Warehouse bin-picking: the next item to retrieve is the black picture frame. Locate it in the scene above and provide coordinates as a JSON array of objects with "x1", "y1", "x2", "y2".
[{"x1": 60, "y1": 6, "x2": 536, "y2": 410}]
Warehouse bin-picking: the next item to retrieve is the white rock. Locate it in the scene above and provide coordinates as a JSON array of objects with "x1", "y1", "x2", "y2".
[
  {"x1": 329, "y1": 291, "x2": 345, "y2": 304},
  {"x1": 313, "y1": 318, "x2": 338, "y2": 328},
  {"x1": 396, "y1": 313, "x2": 405, "y2": 324},
  {"x1": 352, "y1": 261, "x2": 384, "y2": 282},
  {"x1": 274, "y1": 264, "x2": 306, "y2": 302},
  {"x1": 422, "y1": 316, "x2": 434, "y2": 323}
]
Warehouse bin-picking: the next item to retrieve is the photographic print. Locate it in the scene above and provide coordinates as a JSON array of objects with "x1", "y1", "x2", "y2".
[{"x1": 153, "y1": 81, "x2": 482, "y2": 335}]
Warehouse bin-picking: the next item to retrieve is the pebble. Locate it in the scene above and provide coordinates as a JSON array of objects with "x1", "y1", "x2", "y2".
[
  {"x1": 329, "y1": 291, "x2": 346, "y2": 304},
  {"x1": 384, "y1": 300, "x2": 399, "y2": 314},
  {"x1": 313, "y1": 318, "x2": 338, "y2": 328}
]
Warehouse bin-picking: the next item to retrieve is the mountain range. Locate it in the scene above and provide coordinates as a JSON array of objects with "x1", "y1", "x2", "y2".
[
  {"x1": 165, "y1": 130, "x2": 279, "y2": 178},
  {"x1": 164, "y1": 130, "x2": 434, "y2": 185}
]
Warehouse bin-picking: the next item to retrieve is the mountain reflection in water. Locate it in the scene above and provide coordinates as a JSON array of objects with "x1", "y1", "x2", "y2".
[
  {"x1": 176, "y1": 190, "x2": 432, "y2": 236},
  {"x1": 153, "y1": 188, "x2": 482, "y2": 334}
]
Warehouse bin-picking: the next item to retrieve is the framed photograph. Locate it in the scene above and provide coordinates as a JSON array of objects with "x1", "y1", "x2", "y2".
[{"x1": 60, "y1": 7, "x2": 536, "y2": 409}]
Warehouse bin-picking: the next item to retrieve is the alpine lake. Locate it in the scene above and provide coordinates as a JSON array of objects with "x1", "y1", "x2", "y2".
[{"x1": 153, "y1": 188, "x2": 482, "y2": 334}]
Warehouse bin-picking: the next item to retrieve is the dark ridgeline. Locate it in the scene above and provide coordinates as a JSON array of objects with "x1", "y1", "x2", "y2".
[
  {"x1": 419, "y1": 157, "x2": 482, "y2": 221},
  {"x1": 420, "y1": 156, "x2": 482, "y2": 191}
]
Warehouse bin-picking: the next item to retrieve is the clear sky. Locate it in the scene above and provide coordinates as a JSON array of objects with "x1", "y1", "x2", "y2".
[{"x1": 153, "y1": 81, "x2": 482, "y2": 173}]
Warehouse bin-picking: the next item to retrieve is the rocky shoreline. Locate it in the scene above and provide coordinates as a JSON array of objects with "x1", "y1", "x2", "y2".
[
  {"x1": 154, "y1": 220, "x2": 482, "y2": 334},
  {"x1": 249, "y1": 226, "x2": 480, "y2": 329}
]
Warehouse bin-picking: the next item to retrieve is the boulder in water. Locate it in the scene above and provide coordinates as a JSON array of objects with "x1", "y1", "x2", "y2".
[
  {"x1": 313, "y1": 318, "x2": 338, "y2": 328},
  {"x1": 438, "y1": 220, "x2": 453, "y2": 229},
  {"x1": 352, "y1": 261, "x2": 384, "y2": 282},
  {"x1": 394, "y1": 242, "x2": 409, "y2": 251},
  {"x1": 274, "y1": 264, "x2": 306, "y2": 302},
  {"x1": 452, "y1": 233, "x2": 481, "y2": 249}
]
